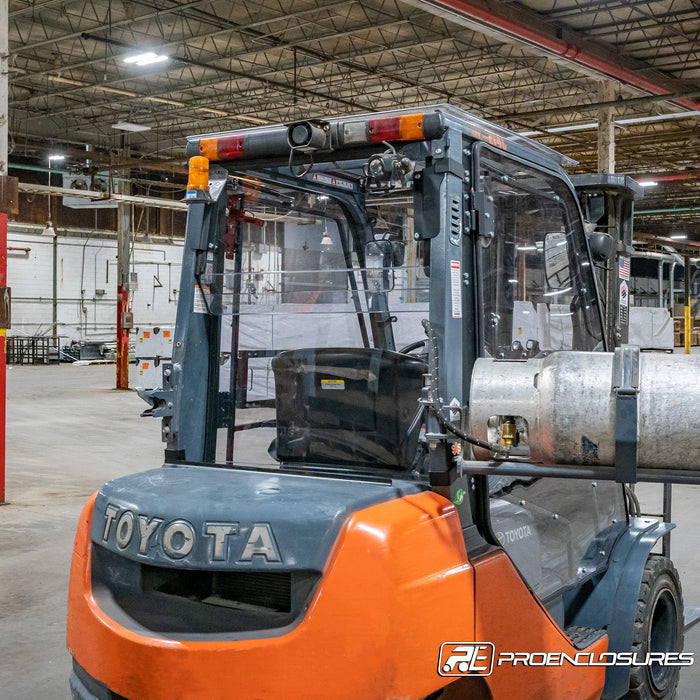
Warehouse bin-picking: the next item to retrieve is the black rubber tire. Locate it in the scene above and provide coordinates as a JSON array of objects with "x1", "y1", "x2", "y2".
[{"x1": 623, "y1": 554, "x2": 684, "y2": 700}]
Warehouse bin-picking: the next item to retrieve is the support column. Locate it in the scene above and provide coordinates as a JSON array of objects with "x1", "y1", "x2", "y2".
[
  {"x1": 597, "y1": 82, "x2": 616, "y2": 174},
  {"x1": 0, "y1": 0, "x2": 8, "y2": 504},
  {"x1": 684, "y1": 255, "x2": 691, "y2": 355},
  {"x1": 116, "y1": 202, "x2": 131, "y2": 389}
]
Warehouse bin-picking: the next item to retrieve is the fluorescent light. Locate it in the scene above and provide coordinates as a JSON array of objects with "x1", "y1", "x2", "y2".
[
  {"x1": 198, "y1": 107, "x2": 228, "y2": 116},
  {"x1": 48, "y1": 154, "x2": 65, "y2": 162},
  {"x1": 617, "y1": 111, "x2": 700, "y2": 125},
  {"x1": 95, "y1": 86, "x2": 137, "y2": 97},
  {"x1": 123, "y1": 53, "x2": 153, "y2": 64},
  {"x1": 236, "y1": 114, "x2": 269, "y2": 125},
  {"x1": 547, "y1": 122, "x2": 597, "y2": 133},
  {"x1": 123, "y1": 52, "x2": 169, "y2": 66},
  {"x1": 48, "y1": 75, "x2": 88, "y2": 87},
  {"x1": 508, "y1": 279, "x2": 519, "y2": 284},
  {"x1": 516, "y1": 245, "x2": 538, "y2": 251},
  {"x1": 146, "y1": 96, "x2": 185, "y2": 106},
  {"x1": 112, "y1": 122, "x2": 151, "y2": 132},
  {"x1": 670, "y1": 234, "x2": 688, "y2": 240},
  {"x1": 638, "y1": 180, "x2": 658, "y2": 187},
  {"x1": 518, "y1": 110, "x2": 700, "y2": 137},
  {"x1": 136, "y1": 54, "x2": 169, "y2": 66}
]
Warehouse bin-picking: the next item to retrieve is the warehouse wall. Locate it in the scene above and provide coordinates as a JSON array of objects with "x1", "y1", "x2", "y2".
[{"x1": 7, "y1": 224, "x2": 182, "y2": 343}]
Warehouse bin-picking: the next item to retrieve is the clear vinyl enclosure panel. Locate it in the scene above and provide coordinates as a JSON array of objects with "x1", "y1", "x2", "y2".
[
  {"x1": 478, "y1": 150, "x2": 621, "y2": 602},
  {"x1": 203, "y1": 180, "x2": 429, "y2": 470},
  {"x1": 478, "y1": 149, "x2": 604, "y2": 357}
]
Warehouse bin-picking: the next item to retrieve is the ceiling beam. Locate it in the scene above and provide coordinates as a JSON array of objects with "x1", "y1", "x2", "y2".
[{"x1": 400, "y1": 0, "x2": 700, "y2": 111}]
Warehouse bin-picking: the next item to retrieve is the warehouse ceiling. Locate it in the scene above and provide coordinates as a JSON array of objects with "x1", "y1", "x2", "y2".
[{"x1": 8, "y1": 0, "x2": 700, "y2": 242}]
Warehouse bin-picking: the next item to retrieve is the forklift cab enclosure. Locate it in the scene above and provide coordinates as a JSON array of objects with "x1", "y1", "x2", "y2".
[{"x1": 67, "y1": 106, "x2": 684, "y2": 700}]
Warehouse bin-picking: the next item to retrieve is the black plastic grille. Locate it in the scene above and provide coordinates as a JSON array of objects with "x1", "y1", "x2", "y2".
[{"x1": 91, "y1": 544, "x2": 320, "y2": 637}]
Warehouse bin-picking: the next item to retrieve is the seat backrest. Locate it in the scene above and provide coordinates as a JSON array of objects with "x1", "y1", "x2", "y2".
[{"x1": 271, "y1": 347, "x2": 426, "y2": 470}]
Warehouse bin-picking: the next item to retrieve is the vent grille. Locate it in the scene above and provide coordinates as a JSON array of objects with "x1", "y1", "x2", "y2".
[
  {"x1": 450, "y1": 197, "x2": 461, "y2": 238},
  {"x1": 91, "y1": 544, "x2": 321, "y2": 636},
  {"x1": 142, "y1": 565, "x2": 293, "y2": 612}
]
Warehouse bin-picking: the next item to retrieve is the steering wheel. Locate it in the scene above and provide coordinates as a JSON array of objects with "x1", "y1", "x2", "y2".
[{"x1": 399, "y1": 339, "x2": 427, "y2": 355}]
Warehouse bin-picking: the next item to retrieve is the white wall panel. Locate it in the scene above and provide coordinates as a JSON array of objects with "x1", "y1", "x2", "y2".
[{"x1": 7, "y1": 228, "x2": 182, "y2": 343}]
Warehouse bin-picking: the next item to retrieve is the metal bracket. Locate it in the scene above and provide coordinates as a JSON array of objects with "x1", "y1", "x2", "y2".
[
  {"x1": 472, "y1": 190, "x2": 495, "y2": 239},
  {"x1": 612, "y1": 345, "x2": 640, "y2": 483},
  {"x1": 138, "y1": 361, "x2": 175, "y2": 419}
]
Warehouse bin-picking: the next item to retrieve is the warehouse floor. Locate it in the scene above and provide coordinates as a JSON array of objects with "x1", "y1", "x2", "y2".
[{"x1": 0, "y1": 364, "x2": 698, "y2": 699}]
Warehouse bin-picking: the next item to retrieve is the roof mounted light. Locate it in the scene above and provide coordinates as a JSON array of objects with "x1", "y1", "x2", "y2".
[{"x1": 184, "y1": 109, "x2": 446, "y2": 162}]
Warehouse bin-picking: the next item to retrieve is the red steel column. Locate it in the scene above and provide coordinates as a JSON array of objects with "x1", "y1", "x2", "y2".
[
  {"x1": 0, "y1": 212, "x2": 6, "y2": 503},
  {"x1": 116, "y1": 202, "x2": 131, "y2": 389},
  {"x1": 116, "y1": 284, "x2": 129, "y2": 388}
]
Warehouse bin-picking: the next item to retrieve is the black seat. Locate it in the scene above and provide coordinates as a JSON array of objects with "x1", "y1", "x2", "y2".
[{"x1": 271, "y1": 347, "x2": 427, "y2": 470}]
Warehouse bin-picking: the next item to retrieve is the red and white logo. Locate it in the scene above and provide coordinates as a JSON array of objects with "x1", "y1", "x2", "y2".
[{"x1": 438, "y1": 642, "x2": 495, "y2": 677}]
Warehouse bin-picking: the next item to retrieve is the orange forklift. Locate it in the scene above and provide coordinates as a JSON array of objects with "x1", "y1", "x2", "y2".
[{"x1": 68, "y1": 106, "x2": 699, "y2": 699}]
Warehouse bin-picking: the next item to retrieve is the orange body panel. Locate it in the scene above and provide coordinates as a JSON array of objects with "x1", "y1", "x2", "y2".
[
  {"x1": 68, "y1": 492, "x2": 608, "y2": 700},
  {"x1": 68, "y1": 491, "x2": 475, "y2": 700},
  {"x1": 473, "y1": 550, "x2": 606, "y2": 700}
]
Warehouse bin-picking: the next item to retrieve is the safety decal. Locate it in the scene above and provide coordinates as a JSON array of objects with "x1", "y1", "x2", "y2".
[{"x1": 450, "y1": 260, "x2": 462, "y2": 319}]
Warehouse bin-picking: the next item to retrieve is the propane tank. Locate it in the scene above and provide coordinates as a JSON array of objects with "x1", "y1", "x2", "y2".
[{"x1": 468, "y1": 350, "x2": 700, "y2": 469}]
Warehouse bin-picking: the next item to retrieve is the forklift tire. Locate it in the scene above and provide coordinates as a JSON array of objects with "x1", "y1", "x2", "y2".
[{"x1": 623, "y1": 554, "x2": 684, "y2": 700}]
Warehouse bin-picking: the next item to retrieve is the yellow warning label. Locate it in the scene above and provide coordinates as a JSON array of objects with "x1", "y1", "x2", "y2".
[{"x1": 321, "y1": 379, "x2": 345, "y2": 390}]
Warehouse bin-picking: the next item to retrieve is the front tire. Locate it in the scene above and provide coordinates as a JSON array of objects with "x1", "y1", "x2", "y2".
[{"x1": 624, "y1": 554, "x2": 684, "y2": 700}]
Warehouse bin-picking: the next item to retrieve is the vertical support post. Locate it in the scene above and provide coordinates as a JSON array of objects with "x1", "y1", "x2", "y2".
[
  {"x1": 597, "y1": 82, "x2": 616, "y2": 174},
  {"x1": 0, "y1": 0, "x2": 7, "y2": 177},
  {"x1": 0, "y1": 0, "x2": 8, "y2": 504},
  {"x1": 116, "y1": 202, "x2": 131, "y2": 389},
  {"x1": 52, "y1": 235, "x2": 57, "y2": 340},
  {"x1": 684, "y1": 255, "x2": 691, "y2": 355},
  {"x1": 662, "y1": 483, "x2": 672, "y2": 558},
  {"x1": 0, "y1": 212, "x2": 5, "y2": 504}
]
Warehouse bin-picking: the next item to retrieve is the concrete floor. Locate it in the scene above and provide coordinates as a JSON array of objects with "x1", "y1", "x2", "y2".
[{"x1": 0, "y1": 364, "x2": 698, "y2": 699}]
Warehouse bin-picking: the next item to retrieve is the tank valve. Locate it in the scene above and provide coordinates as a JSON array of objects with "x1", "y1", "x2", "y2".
[{"x1": 499, "y1": 418, "x2": 519, "y2": 448}]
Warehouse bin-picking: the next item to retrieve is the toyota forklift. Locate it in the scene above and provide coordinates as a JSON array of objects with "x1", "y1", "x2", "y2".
[{"x1": 68, "y1": 105, "x2": 700, "y2": 700}]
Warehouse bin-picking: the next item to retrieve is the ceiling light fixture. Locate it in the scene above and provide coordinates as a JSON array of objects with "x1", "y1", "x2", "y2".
[
  {"x1": 145, "y1": 96, "x2": 185, "y2": 107},
  {"x1": 638, "y1": 180, "x2": 658, "y2": 187},
  {"x1": 198, "y1": 107, "x2": 228, "y2": 117},
  {"x1": 112, "y1": 122, "x2": 151, "y2": 132},
  {"x1": 519, "y1": 110, "x2": 700, "y2": 137},
  {"x1": 670, "y1": 233, "x2": 688, "y2": 240},
  {"x1": 48, "y1": 75, "x2": 88, "y2": 87},
  {"x1": 123, "y1": 52, "x2": 169, "y2": 66},
  {"x1": 94, "y1": 86, "x2": 138, "y2": 97}
]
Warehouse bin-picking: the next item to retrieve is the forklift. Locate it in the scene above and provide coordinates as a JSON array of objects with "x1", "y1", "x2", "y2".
[{"x1": 67, "y1": 105, "x2": 700, "y2": 700}]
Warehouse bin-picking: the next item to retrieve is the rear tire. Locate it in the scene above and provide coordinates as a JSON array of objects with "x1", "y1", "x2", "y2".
[{"x1": 623, "y1": 554, "x2": 684, "y2": 700}]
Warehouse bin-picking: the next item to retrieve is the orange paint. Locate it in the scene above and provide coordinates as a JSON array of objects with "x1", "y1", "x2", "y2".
[
  {"x1": 68, "y1": 494, "x2": 607, "y2": 699},
  {"x1": 68, "y1": 492, "x2": 474, "y2": 700},
  {"x1": 473, "y1": 550, "x2": 606, "y2": 700}
]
